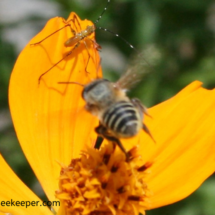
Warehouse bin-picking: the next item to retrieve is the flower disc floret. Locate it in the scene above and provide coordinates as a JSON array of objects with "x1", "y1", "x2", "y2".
[{"x1": 56, "y1": 143, "x2": 152, "y2": 215}]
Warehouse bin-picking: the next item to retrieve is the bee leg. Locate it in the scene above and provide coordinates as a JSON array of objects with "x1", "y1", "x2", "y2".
[
  {"x1": 142, "y1": 123, "x2": 156, "y2": 143},
  {"x1": 95, "y1": 124, "x2": 129, "y2": 161},
  {"x1": 131, "y1": 98, "x2": 152, "y2": 118},
  {"x1": 95, "y1": 136, "x2": 104, "y2": 149},
  {"x1": 132, "y1": 98, "x2": 155, "y2": 142},
  {"x1": 105, "y1": 136, "x2": 128, "y2": 161}
]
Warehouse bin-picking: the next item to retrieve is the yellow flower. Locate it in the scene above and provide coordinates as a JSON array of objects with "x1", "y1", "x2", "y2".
[{"x1": 3, "y1": 12, "x2": 215, "y2": 215}]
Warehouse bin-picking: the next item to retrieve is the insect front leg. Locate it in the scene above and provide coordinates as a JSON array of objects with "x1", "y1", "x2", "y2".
[
  {"x1": 88, "y1": 38, "x2": 102, "y2": 51},
  {"x1": 31, "y1": 22, "x2": 76, "y2": 46},
  {"x1": 63, "y1": 18, "x2": 78, "y2": 36},
  {"x1": 32, "y1": 13, "x2": 81, "y2": 46},
  {"x1": 95, "y1": 124, "x2": 129, "y2": 161},
  {"x1": 38, "y1": 42, "x2": 80, "y2": 84},
  {"x1": 131, "y1": 98, "x2": 151, "y2": 117},
  {"x1": 82, "y1": 38, "x2": 102, "y2": 78},
  {"x1": 83, "y1": 40, "x2": 92, "y2": 75},
  {"x1": 66, "y1": 13, "x2": 83, "y2": 35}
]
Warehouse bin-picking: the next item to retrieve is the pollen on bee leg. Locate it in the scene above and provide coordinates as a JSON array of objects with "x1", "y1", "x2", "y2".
[
  {"x1": 55, "y1": 142, "x2": 152, "y2": 215},
  {"x1": 137, "y1": 162, "x2": 153, "y2": 172},
  {"x1": 127, "y1": 145, "x2": 141, "y2": 161}
]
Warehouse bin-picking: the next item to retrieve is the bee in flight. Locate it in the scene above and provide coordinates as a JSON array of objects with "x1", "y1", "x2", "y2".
[{"x1": 59, "y1": 60, "x2": 155, "y2": 160}]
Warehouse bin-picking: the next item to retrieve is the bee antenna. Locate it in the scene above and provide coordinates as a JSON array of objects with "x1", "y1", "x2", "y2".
[
  {"x1": 97, "y1": 27, "x2": 138, "y2": 52},
  {"x1": 58, "y1": 81, "x2": 85, "y2": 87},
  {"x1": 94, "y1": 0, "x2": 110, "y2": 24}
]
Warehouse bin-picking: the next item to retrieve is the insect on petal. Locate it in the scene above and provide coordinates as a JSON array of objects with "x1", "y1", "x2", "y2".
[{"x1": 9, "y1": 12, "x2": 101, "y2": 203}]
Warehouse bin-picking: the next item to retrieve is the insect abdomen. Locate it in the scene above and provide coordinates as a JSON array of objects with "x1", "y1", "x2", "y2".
[{"x1": 102, "y1": 101, "x2": 141, "y2": 138}]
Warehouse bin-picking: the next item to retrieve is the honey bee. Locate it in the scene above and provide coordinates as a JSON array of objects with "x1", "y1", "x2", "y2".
[{"x1": 60, "y1": 60, "x2": 155, "y2": 159}]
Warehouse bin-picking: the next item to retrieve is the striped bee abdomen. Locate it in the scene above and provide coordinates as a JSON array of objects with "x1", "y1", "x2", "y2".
[{"x1": 102, "y1": 101, "x2": 142, "y2": 138}]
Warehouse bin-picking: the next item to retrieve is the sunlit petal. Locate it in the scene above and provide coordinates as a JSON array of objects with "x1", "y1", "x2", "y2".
[
  {"x1": 9, "y1": 12, "x2": 101, "y2": 203},
  {"x1": 136, "y1": 81, "x2": 215, "y2": 208},
  {"x1": 0, "y1": 155, "x2": 51, "y2": 215}
]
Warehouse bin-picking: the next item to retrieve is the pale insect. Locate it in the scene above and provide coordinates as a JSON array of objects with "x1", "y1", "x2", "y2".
[
  {"x1": 32, "y1": 0, "x2": 110, "y2": 84},
  {"x1": 59, "y1": 60, "x2": 155, "y2": 160}
]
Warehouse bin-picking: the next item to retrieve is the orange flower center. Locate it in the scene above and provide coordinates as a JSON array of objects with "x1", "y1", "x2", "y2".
[{"x1": 56, "y1": 143, "x2": 152, "y2": 215}]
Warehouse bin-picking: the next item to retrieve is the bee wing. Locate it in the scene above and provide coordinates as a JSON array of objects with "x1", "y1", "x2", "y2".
[
  {"x1": 115, "y1": 47, "x2": 160, "y2": 90},
  {"x1": 116, "y1": 61, "x2": 151, "y2": 91}
]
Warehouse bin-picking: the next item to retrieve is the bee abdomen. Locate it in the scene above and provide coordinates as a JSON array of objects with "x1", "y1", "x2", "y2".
[{"x1": 102, "y1": 101, "x2": 140, "y2": 138}]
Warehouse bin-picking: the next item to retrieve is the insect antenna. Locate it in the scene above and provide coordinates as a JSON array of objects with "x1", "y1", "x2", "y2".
[
  {"x1": 58, "y1": 81, "x2": 85, "y2": 87},
  {"x1": 97, "y1": 27, "x2": 138, "y2": 53},
  {"x1": 94, "y1": 0, "x2": 111, "y2": 24},
  {"x1": 94, "y1": 0, "x2": 137, "y2": 53}
]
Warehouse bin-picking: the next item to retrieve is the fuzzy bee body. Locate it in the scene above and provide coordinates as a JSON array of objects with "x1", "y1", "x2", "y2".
[
  {"x1": 101, "y1": 100, "x2": 143, "y2": 138},
  {"x1": 63, "y1": 62, "x2": 154, "y2": 159},
  {"x1": 82, "y1": 77, "x2": 152, "y2": 153}
]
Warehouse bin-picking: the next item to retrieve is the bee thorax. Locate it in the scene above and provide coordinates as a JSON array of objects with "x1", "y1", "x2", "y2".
[{"x1": 82, "y1": 79, "x2": 116, "y2": 109}]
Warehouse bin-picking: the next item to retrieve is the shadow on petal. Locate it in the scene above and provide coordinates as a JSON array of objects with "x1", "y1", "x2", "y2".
[{"x1": 9, "y1": 12, "x2": 101, "y2": 204}]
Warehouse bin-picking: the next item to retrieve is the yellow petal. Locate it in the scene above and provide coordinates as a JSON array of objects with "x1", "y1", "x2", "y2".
[
  {"x1": 0, "y1": 154, "x2": 51, "y2": 215},
  {"x1": 135, "y1": 81, "x2": 215, "y2": 208},
  {"x1": 9, "y1": 12, "x2": 101, "y2": 203}
]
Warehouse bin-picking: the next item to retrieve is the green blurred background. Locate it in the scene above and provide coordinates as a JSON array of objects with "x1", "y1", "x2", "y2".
[{"x1": 0, "y1": 0, "x2": 215, "y2": 214}]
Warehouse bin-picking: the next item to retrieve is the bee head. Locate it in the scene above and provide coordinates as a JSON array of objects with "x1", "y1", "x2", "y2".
[{"x1": 82, "y1": 79, "x2": 115, "y2": 108}]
